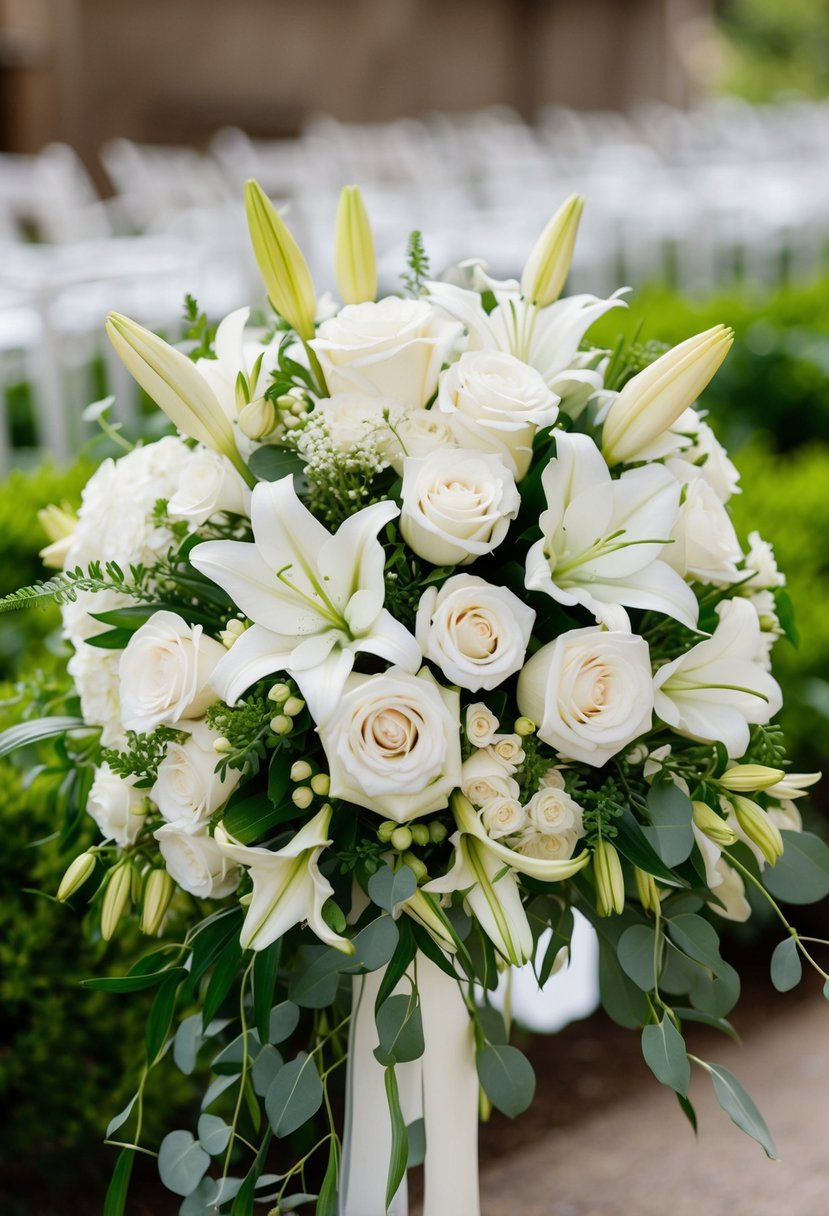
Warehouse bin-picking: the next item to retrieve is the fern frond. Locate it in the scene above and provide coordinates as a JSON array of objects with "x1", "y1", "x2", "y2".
[{"x1": 0, "y1": 563, "x2": 151, "y2": 615}]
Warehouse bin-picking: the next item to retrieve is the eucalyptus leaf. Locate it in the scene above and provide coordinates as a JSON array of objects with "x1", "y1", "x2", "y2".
[
  {"x1": 641, "y1": 1016, "x2": 690, "y2": 1096},
  {"x1": 269, "y1": 1000, "x2": 300, "y2": 1044},
  {"x1": 212, "y1": 1029, "x2": 261, "y2": 1075},
  {"x1": 614, "y1": 806, "x2": 684, "y2": 885},
  {"x1": 706, "y1": 1062, "x2": 777, "y2": 1158},
  {"x1": 288, "y1": 946, "x2": 346, "y2": 1008},
  {"x1": 689, "y1": 961, "x2": 741, "y2": 1019},
  {"x1": 762, "y1": 831, "x2": 829, "y2": 904},
  {"x1": 824, "y1": 977, "x2": 829, "y2": 1001},
  {"x1": 476, "y1": 1043, "x2": 536, "y2": 1118},
  {"x1": 475, "y1": 1004, "x2": 508, "y2": 1047},
  {"x1": 367, "y1": 864, "x2": 417, "y2": 914},
  {"x1": 174, "y1": 1014, "x2": 204, "y2": 1076},
  {"x1": 667, "y1": 913, "x2": 727, "y2": 976},
  {"x1": 643, "y1": 782, "x2": 695, "y2": 867},
  {"x1": 201, "y1": 1073, "x2": 238, "y2": 1111},
  {"x1": 770, "y1": 937, "x2": 803, "y2": 993},
  {"x1": 158, "y1": 1130, "x2": 211, "y2": 1198},
  {"x1": 352, "y1": 914, "x2": 399, "y2": 972},
  {"x1": 598, "y1": 939, "x2": 649, "y2": 1029},
  {"x1": 617, "y1": 924, "x2": 659, "y2": 992},
  {"x1": 252, "y1": 1044, "x2": 283, "y2": 1097},
  {"x1": 197, "y1": 1113, "x2": 232, "y2": 1156},
  {"x1": 374, "y1": 993, "x2": 424, "y2": 1065},
  {"x1": 406, "y1": 1118, "x2": 426, "y2": 1168},
  {"x1": 670, "y1": 1007, "x2": 739, "y2": 1042},
  {"x1": 265, "y1": 1052, "x2": 323, "y2": 1137}
]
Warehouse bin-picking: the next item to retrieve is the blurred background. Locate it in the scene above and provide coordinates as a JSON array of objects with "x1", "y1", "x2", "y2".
[{"x1": 2, "y1": 2, "x2": 829, "y2": 1213}]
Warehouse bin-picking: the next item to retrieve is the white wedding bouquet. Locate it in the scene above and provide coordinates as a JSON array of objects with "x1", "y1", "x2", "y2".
[{"x1": 4, "y1": 183, "x2": 829, "y2": 1216}]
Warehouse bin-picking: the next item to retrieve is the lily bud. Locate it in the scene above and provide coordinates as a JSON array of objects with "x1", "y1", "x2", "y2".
[
  {"x1": 106, "y1": 313, "x2": 253, "y2": 485},
  {"x1": 521, "y1": 194, "x2": 584, "y2": 307},
  {"x1": 719, "y1": 765, "x2": 786, "y2": 793},
  {"x1": 594, "y1": 839, "x2": 625, "y2": 917},
  {"x1": 402, "y1": 889, "x2": 457, "y2": 954},
  {"x1": 732, "y1": 795, "x2": 784, "y2": 865},
  {"x1": 38, "y1": 503, "x2": 78, "y2": 569},
  {"x1": 141, "y1": 869, "x2": 175, "y2": 936},
  {"x1": 602, "y1": 324, "x2": 734, "y2": 466},
  {"x1": 692, "y1": 800, "x2": 738, "y2": 847},
  {"x1": 634, "y1": 866, "x2": 660, "y2": 914},
  {"x1": 238, "y1": 397, "x2": 279, "y2": 440},
  {"x1": 244, "y1": 179, "x2": 317, "y2": 340},
  {"x1": 101, "y1": 863, "x2": 132, "y2": 942},
  {"x1": 335, "y1": 185, "x2": 377, "y2": 305},
  {"x1": 57, "y1": 851, "x2": 96, "y2": 902}
]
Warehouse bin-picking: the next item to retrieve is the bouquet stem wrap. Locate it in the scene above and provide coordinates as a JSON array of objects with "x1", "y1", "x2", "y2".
[{"x1": 341, "y1": 953, "x2": 480, "y2": 1216}]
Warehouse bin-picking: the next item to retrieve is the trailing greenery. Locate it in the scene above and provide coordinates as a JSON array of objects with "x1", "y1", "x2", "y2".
[{"x1": 717, "y1": 0, "x2": 829, "y2": 102}]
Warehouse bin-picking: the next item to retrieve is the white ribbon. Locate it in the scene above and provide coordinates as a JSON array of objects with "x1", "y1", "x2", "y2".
[{"x1": 340, "y1": 952, "x2": 481, "y2": 1216}]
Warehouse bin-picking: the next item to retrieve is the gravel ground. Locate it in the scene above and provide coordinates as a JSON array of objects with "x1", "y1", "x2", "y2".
[{"x1": 477, "y1": 993, "x2": 829, "y2": 1216}]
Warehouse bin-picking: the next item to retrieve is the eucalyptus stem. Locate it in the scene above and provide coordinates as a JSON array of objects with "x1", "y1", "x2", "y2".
[
  {"x1": 723, "y1": 850, "x2": 829, "y2": 981},
  {"x1": 222, "y1": 958, "x2": 256, "y2": 1177}
]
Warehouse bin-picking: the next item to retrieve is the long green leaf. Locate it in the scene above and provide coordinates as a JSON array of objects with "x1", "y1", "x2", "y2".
[
  {"x1": 231, "y1": 1130, "x2": 272, "y2": 1216},
  {"x1": 0, "y1": 716, "x2": 85, "y2": 758},
  {"x1": 83, "y1": 966, "x2": 187, "y2": 993},
  {"x1": 146, "y1": 972, "x2": 182, "y2": 1065},
  {"x1": 253, "y1": 939, "x2": 282, "y2": 1043},
  {"x1": 384, "y1": 1067, "x2": 409, "y2": 1211},
  {"x1": 316, "y1": 1137, "x2": 340, "y2": 1216},
  {"x1": 103, "y1": 1148, "x2": 134, "y2": 1216}
]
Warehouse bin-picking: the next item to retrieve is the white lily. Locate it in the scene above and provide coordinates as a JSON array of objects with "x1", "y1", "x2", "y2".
[
  {"x1": 427, "y1": 265, "x2": 625, "y2": 406},
  {"x1": 106, "y1": 312, "x2": 254, "y2": 486},
  {"x1": 653, "y1": 598, "x2": 783, "y2": 758},
  {"x1": 524, "y1": 431, "x2": 699, "y2": 631},
  {"x1": 215, "y1": 806, "x2": 352, "y2": 953},
  {"x1": 190, "y1": 476, "x2": 420, "y2": 719},
  {"x1": 602, "y1": 325, "x2": 733, "y2": 467},
  {"x1": 424, "y1": 792, "x2": 589, "y2": 965}
]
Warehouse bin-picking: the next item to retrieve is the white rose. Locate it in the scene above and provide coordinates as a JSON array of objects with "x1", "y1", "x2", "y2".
[
  {"x1": 437, "y1": 350, "x2": 559, "y2": 478},
  {"x1": 465, "y1": 703, "x2": 500, "y2": 747},
  {"x1": 486, "y1": 734, "x2": 525, "y2": 773},
  {"x1": 120, "y1": 611, "x2": 225, "y2": 734},
  {"x1": 400, "y1": 448, "x2": 520, "y2": 566},
  {"x1": 87, "y1": 763, "x2": 146, "y2": 847},
  {"x1": 155, "y1": 821, "x2": 240, "y2": 899},
  {"x1": 386, "y1": 408, "x2": 457, "y2": 475},
  {"x1": 539, "y1": 766, "x2": 567, "y2": 790},
  {"x1": 517, "y1": 626, "x2": 654, "y2": 767},
  {"x1": 742, "y1": 531, "x2": 785, "y2": 590},
  {"x1": 318, "y1": 667, "x2": 461, "y2": 822},
  {"x1": 416, "y1": 574, "x2": 535, "y2": 691},
  {"x1": 525, "y1": 786, "x2": 584, "y2": 836},
  {"x1": 664, "y1": 477, "x2": 743, "y2": 586},
  {"x1": 666, "y1": 412, "x2": 740, "y2": 503},
  {"x1": 67, "y1": 646, "x2": 126, "y2": 748},
  {"x1": 461, "y1": 750, "x2": 520, "y2": 806},
  {"x1": 481, "y1": 797, "x2": 527, "y2": 839},
  {"x1": 310, "y1": 297, "x2": 462, "y2": 410},
  {"x1": 311, "y1": 392, "x2": 393, "y2": 453},
  {"x1": 168, "y1": 448, "x2": 251, "y2": 526},
  {"x1": 514, "y1": 828, "x2": 580, "y2": 862},
  {"x1": 152, "y1": 720, "x2": 242, "y2": 826}
]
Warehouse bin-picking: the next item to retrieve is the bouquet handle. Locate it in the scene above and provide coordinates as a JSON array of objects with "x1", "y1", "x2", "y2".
[{"x1": 340, "y1": 951, "x2": 480, "y2": 1216}]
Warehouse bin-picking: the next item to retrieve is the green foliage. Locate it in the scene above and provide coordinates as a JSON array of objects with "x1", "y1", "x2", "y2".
[
  {"x1": 400, "y1": 230, "x2": 430, "y2": 297},
  {"x1": 717, "y1": 0, "x2": 829, "y2": 102}
]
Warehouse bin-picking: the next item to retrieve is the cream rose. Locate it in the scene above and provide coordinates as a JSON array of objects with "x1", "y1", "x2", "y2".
[
  {"x1": 664, "y1": 477, "x2": 743, "y2": 586},
  {"x1": 318, "y1": 667, "x2": 461, "y2": 822},
  {"x1": 486, "y1": 734, "x2": 525, "y2": 773},
  {"x1": 481, "y1": 797, "x2": 527, "y2": 839},
  {"x1": 309, "y1": 297, "x2": 462, "y2": 410},
  {"x1": 517, "y1": 626, "x2": 654, "y2": 767},
  {"x1": 416, "y1": 574, "x2": 535, "y2": 691},
  {"x1": 386, "y1": 408, "x2": 457, "y2": 475},
  {"x1": 154, "y1": 822, "x2": 240, "y2": 899},
  {"x1": 514, "y1": 828, "x2": 581, "y2": 862},
  {"x1": 465, "y1": 703, "x2": 500, "y2": 747},
  {"x1": 168, "y1": 449, "x2": 251, "y2": 526},
  {"x1": 87, "y1": 763, "x2": 146, "y2": 847},
  {"x1": 461, "y1": 750, "x2": 520, "y2": 806},
  {"x1": 120, "y1": 611, "x2": 225, "y2": 734},
  {"x1": 437, "y1": 350, "x2": 559, "y2": 478},
  {"x1": 525, "y1": 786, "x2": 584, "y2": 836},
  {"x1": 400, "y1": 448, "x2": 520, "y2": 567},
  {"x1": 312, "y1": 392, "x2": 393, "y2": 453},
  {"x1": 152, "y1": 721, "x2": 242, "y2": 826}
]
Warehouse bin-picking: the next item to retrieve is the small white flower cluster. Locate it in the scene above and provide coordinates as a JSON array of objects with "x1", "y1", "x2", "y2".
[{"x1": 295, "y1": 394, "x2": 394, "y2": 519}]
